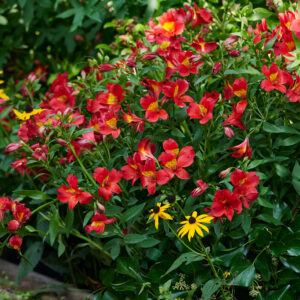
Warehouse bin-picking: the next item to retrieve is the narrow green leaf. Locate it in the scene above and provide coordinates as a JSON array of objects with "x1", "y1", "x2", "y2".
[{"x1": 202, "y1": 279, "x2": 222, "y2": 300}]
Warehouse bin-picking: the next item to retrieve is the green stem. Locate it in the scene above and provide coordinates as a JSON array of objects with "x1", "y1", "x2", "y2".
[
  {"x1": 69, "y1": 143, "x2": 98, "y2": 189},
  {"x1": 31, "y1": 199, "x2": 57, "y2": 216},
  {"x1": 252, "y1": 243, "x2": 270, "y2": 265}
]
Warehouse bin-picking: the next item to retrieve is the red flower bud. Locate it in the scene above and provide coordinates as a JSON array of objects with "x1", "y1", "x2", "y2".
[
  {"x1": 219, "y1": 168, "x2": 232, "y2": 179},
  {"x1": 8, "y1": 220, "x2": 20, "y2": 231},
  {"x1": 224, "y1": 127, "x2": 234, "y2": 138},
  {"x1": 56, "y1": 138, "x2": 68, "y2": 146},
  {"x1": 229, "y1": 50, "x2": 241, "y2": 57},
  {"x1": 140, "y1": 52, "x2": 156, "y2": 61},
  {"x1": 212, "y1": 62, "x2": 222, "y2": 74},
  {"x1": 5, "y1": 142, "x2": 24, "y2": 154},
  {"x1": 9, "y1": 235, "x2": 22, "y2": 251}
]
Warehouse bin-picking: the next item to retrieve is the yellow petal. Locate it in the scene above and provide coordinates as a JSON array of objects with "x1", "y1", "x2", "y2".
[
  {"x1": 178, "y1": 226, "x2": 189, "y2": 238},
  {"x1": 159, "y1": 212, "x2": 173, "y2": 220},
  {"x1": 192, "y1": 211, "x2": 198, "y2": 218},
  {"x1": 195, "y1": 225, "x2": 204, "y2": 237},
  {"x1": 147, "y1": 213, "x2": 154, "y2": 222},
  {"x1": 188, "y1": 227, "x2": 195, "y2": 241},
  {"x1": 154, "y1": 214, "x2": 159, "y2": 230},
  {"x1": 199, "y1": 224, "x2": 209, "y2": 233},
  {"x1": 198, "y1": 216, "x2": 214, "y2": 223}
]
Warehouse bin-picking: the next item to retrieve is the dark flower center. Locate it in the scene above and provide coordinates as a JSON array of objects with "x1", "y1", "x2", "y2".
[
  {"x1": 153, "y1": 206, "x2": 160, "y2": 213},
  {"x1": 25, "y1": 105, "x2": 33, "y2": 113},
  {"x1": 189, "y1": 217, "x2": 196, "y2": 224}
]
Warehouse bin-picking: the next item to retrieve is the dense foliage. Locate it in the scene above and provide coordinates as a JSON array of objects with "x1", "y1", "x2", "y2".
[{"x1": 1, "y1": 0, "x2": 300, "y2": 299}]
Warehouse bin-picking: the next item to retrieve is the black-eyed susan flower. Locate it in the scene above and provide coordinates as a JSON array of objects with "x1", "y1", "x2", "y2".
[
  {"x1": 178, "y1": 211, "x2": 213, "y2": 241},
  {"x1": 148, "y1": 202, "x2": 173, "y2": 230},
  {"x1": 13, "y1": 105, "x2": 45, "y2": 121}
]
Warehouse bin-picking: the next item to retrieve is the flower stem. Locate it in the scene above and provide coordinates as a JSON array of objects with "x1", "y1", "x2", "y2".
[
  {"x1": 31, "y1": 198, "x2": 57, "y2": 216},
  {"x1": 69, "y1": 143, "x2": 98, "y2": 189}
]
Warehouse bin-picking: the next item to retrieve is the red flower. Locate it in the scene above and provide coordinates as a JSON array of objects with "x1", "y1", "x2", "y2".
[
  {"x1": 0, "y1": 196, "x2": 10, "y2": 221},
  {"x1": 140, "y1": 159, "x2": 158, "y2": 195},
  {"x1": 141, "y1": 78, "x2": 163, "y2": 100},
  {"x1": 185, "y1": 4, "x2": 213, "y2": 28},
  {"x1": 121, "y1": 153, "x2": 142, "y2": 186},
  {"x1": 222, "y1": 100, "x2": 247, "y2": 130},
  {"x1": 85, "y1": 211, "x2": 116, "y2": 234},
  {"x1": 290, "y1": 10, "x2": 300, "y2": 39},
  {"x1": 162, "y1": 79, "x2": 194, "y2": 108},
  {"x1": 233, "y1": 78, "x2": 247, "y2": 99},
  {"x1": 98, "y1": 64, "x2": 117, "y2": 72},
  {"x1": 287, "y1": 74, "x2": 300, "y2": 103},
  {"x1": 93, "y1": 168, "x2": 122, "y2": 201},
  {"x1": 191, "y1": 180, "x2": 209, "y2": 197},
  {"x1": 30, "y1": 143, "x2": 48, "y2": 161},
  {"x1": 10, "y1": 202, "x2": 31, "y2": 227},
  {"x1": 233, "y1": 186, "x2": 258, "y2": 209},
  {"x1": 156, "y1": 8, "x2": 185, "y2": 37},
  {"x1": 98, "y1": 83, "x2": 125, "y2": 109},
  {"x1": 253, "y1": 19, "x2": 269, "y2": 44},
  {"x1": 224, "y1": 127, "x2": 234, "y2": 138},
  {"x1": 121, "y1": 105, "x2": 144, "y2": 132},
  {"x1": 187, "y1": 91, "x2": 219, "y2": 124},
  {"x1": 157, "y1": 145, "x2": 195, "y2": 184},
  {"x1": 57, "y1": 174, "x2": 93, "y2": 209},
  {"x1": 137, "y1": 138, "x2": 157, "y2": 161},
  {"x1": 9, "y1": 235, "x2": 22, "y2": 251},
  {"x1": 162, "y1": 138, "x2": 179, "y2": 156},
  {"x1": 230, "y1": 169, "x2": 259, "y2": 189},
  {"x1": 228, "y1": 137, "x2": 252, "y2": 159},
  {"x1": 279, "y1": 11, "x2": 295, "y2": 31},
  {"x1": 5, "y1": 142, "x2": 24, "y2": 154},
  {"x1": 261, "y1": 63, "x2": 291, "y2": 93},
  {"x1": 11, "y1": 158, "x2": 29, "y2": 175},
  {"x1": 190, "y1": 37, "x2": 218, "y2": 53},
  {"x1": 211, "y1": 189, "x2": 242, "y2": 221},
  {"x1": 97, "y1": 111, "x2": 120, "y2": 139},
  {"x1": 212, "y1": 62, "x2": 222, "y2": 74},
  {"x1": 140, "y1": 95, "x2": 168, "y2": 123}
]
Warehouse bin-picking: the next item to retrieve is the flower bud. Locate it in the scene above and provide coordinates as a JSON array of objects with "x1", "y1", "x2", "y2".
[
  {"x1": 8, "y1": 220, "x2": 20, "y2": 231},
  {"x1": 140, "y1": 52, "x2": 156, "y2": 61},
  {"x1": 229, "y1": 50, "x2": 241, "y2": 57},
  {"x1": 56, "y1": 138, "x2": 68, "y2": 146},
  {"x1": 9, "y1": 235, "x2": 22, "y2": 251},
  {"x1": 5, "y1": 142, "x2": 24, "y2": 154},
  {"x1": 212, "y1": 62, "x2": 222, "y2": 74},
  {"x1": 219, "y1": 168, "x2": 232, "y2": 179},
  {"x1": 224, "y1": 127, "x2": 234, "y2": 138},
  {"x1": 242, "y1": 46, "x2": 249, "y2": 52},
  {"x1": 96, "y1": 202, "x2": 105, "y2": 212}
]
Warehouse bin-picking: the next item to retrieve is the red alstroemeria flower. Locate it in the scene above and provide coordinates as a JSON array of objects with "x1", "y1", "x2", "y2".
[
  {"x1": 222, "y1": 100, "x2": 247, "y2": 130},
  {"x1": 191, "y1": 180, "x2": 209, "y2": 197},
  {"x1": 57, "y1": 174, "x2": 93, "y2": 209},
  {"x1": 121, "y1": 153, "x2": 142, "y2": 186},
  {"x1": 9, "y1": 235, "x2": 22, "y2": 251},
  {"x1": 140, "y1": 95, "x2": 169, "y2": 123},
  {"x1": 261, "y1": 63, "x2": 292, "y2": 93},
  {"x1": 98, "y1": 83, "x2": 125, "y2": 109},
  {"x1": 99, "y1": 111, "x2": 120, "y2": 139},
  {"x1": 85, "y1": 211, "x2": 116, "y2": 234},
  {"x1": 141, "y1": 78, "x2": 163, "y2": 100},
  {"x1": 253, "y1": 19, "x2": 269, "y2": 44},
  {"x1": 190, "y1": 37, "x2": 218, "y2": 53},
  {"x1": 233, "y1": 78, "x2": 248, "y2": 99},
  {"x1": 8, "y1": 220, "x2": 20, "y2": 231},
  {"x1": 162, "y1": 79, "x2": 194, "y2": 108},
  {"x1": 185, "y1": 4, "x2": 213, "y2": 28},
  {"x1": 11, "y1": 158, "x2": 29, "y2": 175},
  {"x1": 10, "y1": 202, "x2": 31, "y2": 227},
  {"x1": 157, "y1": 145, "x2": 195, "y2": 184},
  {"x1": 274, "y1": 32, "x2": 296, "y2": 56},
  {"x1": 121, "y1": 105, "x2": 144, "y2": 132},
  {"x1": 93, "y1": 168, "x2": 122, "y2": 201},
  {"x1": 98, "y1": 64, "x2": 117, "y2": 72},
  {"x1": 0, "y1": 196, "x2": 10, "y2": 221},
  {"x1": 233, "y1": 186, "x2": 258, "y2": 209},
  {"x1": 30, "y1": 143, "x2": 48, "y2": 161},
  {"x1": 165, "y1": 50, "x2": 203, "y2": 79},
  {"x1": 140, "y1": 159, "x2": 158, "y2": 195},
  {"x1": 291, "y1": 10, "x2": 300, "y2": 39},
  {"x1": 162, "y1": 138, "x2": 179, "y2": 156},
  {"x1": 211, "y1": 189, "x2": 242, "y2": 221},
  {"x1": 279, "y1": 11, "x2": 295, "y2": 31},
  {"x1": 187, "y1": 91, "x2": 219, "y2": 124},
  {"x1": 230, "y1": 169, "x2": 259, "y2": 189},
  {"x1": 287, "y1": 74, "x2": 300, "y2": 103},
  {"x1": 228, "y1": 137, "x2": 252, "y2": 159},
  {"x1": 156, "y1": 8, "x2": 185, "y2": 37},
  {"x1": 137, "y1": 138, "x2": 157, "y2": 161},
  {"x1": 223, "y1": 80, "x2": 234, "y2": 100}
]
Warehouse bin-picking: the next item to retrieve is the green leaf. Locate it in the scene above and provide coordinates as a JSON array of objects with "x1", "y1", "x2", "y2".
[
  {"x1": 124, "y1": 234, "x2": 147, "y2": 244},
  {"x1": 171, "y1": 128, "x2": 185, "y2": 138},
  {"x1": 49, "y1": 211, "x2": 60, "y2": 246},
  {"x1": 72, "y1": 128, "x2": 95, "y2": 138},
  {"x1": 202, "y1": 279, "x2": 222, "y2": 300},
  {"x1": 17, "y1": 242, "x2": 44, "y2": 284},
  {"x1": 241, "y1": 214, "x2": 251, "y2": 234},
  {"x1": 264, "y1": 30, "x2": 280, "y2": 51},
  {"x1": 230, "y1": 264, "x2": 255, "y2": 287},
  {"x1": 292, "y1": 161, "x2": 300, "y2": 180},
  {"x1": 250, "y1": 7, "x2": 274, "y2": 21},
  {"x1": 279, "y1": 136, "x2": 300, "y2": 147},
  {"x1": 56, "y1": 8, "x2": 76, "y2": 19},
  {"x1": 58, "y1": 235, "x2": 65, "y2": 257},
  {"x1": 13, "y1": 190, "x2": 52, "y2": 201},
  {"x1": 83, "y1": 211, "x2": 94, "y2": 227},
  {"x1": 275, "y1": 164, "x2": 290, "y2": 178},
  {"x1": 163, "y1": 252, "x2": 202, "y2": 276},
  {"x1": 263, "y1": 123, "x2": 300, "y2": 134},
  {"x1": 256, "y1": 213, "x2": 282, "y2": 225},
  {"x1": 137, "y1": 237, "x2": 160, "y2": 248},
  {"x1": 267, "y1": 285, "x2": 291, "y2": 300},
  {"x1": 0, "y1": 16, "x2": 8, "y2": 25},
  {"x1": 65, "y1": 209, "x2": 74, "y2": 237},
  {"x1": 18, "y1": 0, "x2": 27, "y2": 8},
  {"x1": 122, "y1": 203, "x2": 145, "y2": 222},
  {"x1": 280, "y1": 256, "x2": 300, "y2": 273},
  {"x1": 224, "y1": 67, "x2": 261, "y2": 76},
  {"x1": 23, "y1": 0, "x2": 34, "y2": 28},
  {"x1": 258, "y1": 197, "x2": 274, "y2": 208}
]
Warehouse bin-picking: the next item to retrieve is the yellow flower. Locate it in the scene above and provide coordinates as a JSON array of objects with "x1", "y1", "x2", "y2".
[
  {"x1": 178, "y1": 211, "x2": 214, "y2": 241},
  {"x1": 224, "y1": 271, "x2": 231, "y2": 279},
  {"x1": 0, "y1": 89, "x2": 9, "y2": 100},
  {"x1": 13, "y1": 106, "x2": 45, "y2": 121},
  {"x1": 148, "y1": 202, "x2": 173, "y2": 230}
]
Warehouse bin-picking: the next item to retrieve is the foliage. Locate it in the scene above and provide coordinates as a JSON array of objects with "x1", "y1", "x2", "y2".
[{"x1": 1, "y1": 0, "x2": 300, "y2": 299}]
